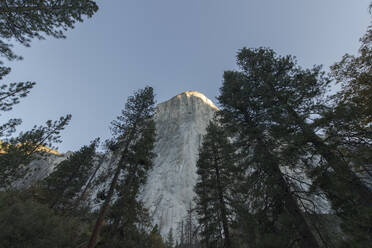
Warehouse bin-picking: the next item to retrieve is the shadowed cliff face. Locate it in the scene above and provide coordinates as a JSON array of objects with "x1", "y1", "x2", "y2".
[{"x1": 141, "y1": 91, "x2": 218, "y2": 237}]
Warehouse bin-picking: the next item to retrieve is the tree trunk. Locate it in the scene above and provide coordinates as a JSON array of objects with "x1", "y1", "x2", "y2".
[
  {"x1": 266, "y1": 81, "x2": 372, "y2": 206},
  {"x1": 303, "y1": 127, "x2": 372, "y2": 206},
  {"x1": 86, "y1": 162, "x2": 122, "y2": 248},
  {"x1": 74, "y1": 155, "x2": 104, "y2": 210},
  {"x1": 214, "y1": 157, "x2": 232, "y2": 248},
  {"x1": 274, "y1": 166, "x2": 320, "y2": 248},
  {"x1": 258, "y1": 139, "x2": 320, "y2": 248}
]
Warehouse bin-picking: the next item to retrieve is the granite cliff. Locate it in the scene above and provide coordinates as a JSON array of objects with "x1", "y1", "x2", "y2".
[{"x1": 141, "y1": 91, "x2": 218, "y2": 236}]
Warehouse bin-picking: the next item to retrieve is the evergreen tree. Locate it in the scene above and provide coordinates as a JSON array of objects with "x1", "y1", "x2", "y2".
[
  {"x1": 165, "y1": 228, "x2": 175, "y2": 248},
  {"x1": 0, "y1": 115, "x2": 71, "y2": 189},
  {"x1": 0, "y1": 190, "x2": 90, "y2": 248},
  {"x1": 325, "y1": 11, "x2": 372, "y2": 247},
  {"x1": 194, "y1": 122, "x2": 236, "y2": 248},
  {"x1": 0, "y1": 0, "x2": 98, "y2": 50},
  {"x1": 87, "y1": 86, "x2": 156, "y2": 248},
  {"x1": 232, "y1": 47, "x2": 372, "y2": 209},
  {"x1": 97, "y1": 197, "x2": 154, "y2": 248},
  {"x1": 0, "y1": 82, "x2": 35, "y2": 136},
  {"x1": 0, "y1": 0, "x2": 98, "y2": 189},
  {"x1": 149, "y1": 225, "x2": 167, "y2": 248},
  {"x1": 0, "y1": 1, "x2": 99, "y2": 246},
  {"x1": 219, "y1": 46, "x2": 372, "y2": 246},
  {"x1": 38, "y1": 138, "x2": 99, "y2": 213},
  {"x1": 218, "y1": 61, "x2": 321, "y2": 247},
  {"x1": 328, "y1": 10, "x2": 372, "y2": 181},
  {"x1": 0, "y1": 0, "x2": 98, "y2": 136}
]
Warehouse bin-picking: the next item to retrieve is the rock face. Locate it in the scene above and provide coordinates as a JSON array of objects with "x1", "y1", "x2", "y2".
[
  {"x1": 14, "y1": 91, "x2": 218, "y2": 238},
  {"x1": 141, "y1": 91, "x2": 218, "y2": 237}
]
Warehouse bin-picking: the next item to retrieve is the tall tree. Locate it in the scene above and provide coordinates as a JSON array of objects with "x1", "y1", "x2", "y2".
[
  {"x1": 194, "y1": 122, "x2": 236, "y2": 248},
  {"x1": 229, "y1": 46, "x2": 372, "y2": 246},
  {"x1": 87, "y1": 86, "x2": 156, "y2": 248},
  {"x1": 218, "y1": 68, "x2": 321, "y2": 248},
  {"x1": 326, "y1": 10, "x2": 372, "y2": 246},
  {"x1": 233, "y1": 47, "x2": 372, "y2": 209}
]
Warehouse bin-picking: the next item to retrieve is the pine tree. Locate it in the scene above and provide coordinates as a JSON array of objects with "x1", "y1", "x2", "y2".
[
  {"x1": 0, "y1": 0, "x2": 99, "y2": 190},
  {"x1": 0, "y1": 190, "x2": 89, "y2": 248},
  {"x1": 325, "y1": 11, "x2": 372, "y2": 247},
  {"x1": 0, "y1": 1, "x2": 98, "y2": 49},
  {"x1": 0, "y1": 0, "x2": 99, "y2": 134},
  {"x1": 39, "y1": 138, "x2": 99, "y2": 213},
  {"x1": 0, "y1": 115, "x2": 71, "y2": 189},
  {"x1": 233, "y1": 47, "x2": 372, "y2": 208},
  {"x1": 220, "y1": 47, "x2": 372, "y2": 246},
  {"x1": 218, "y1": 62, "x2": 321, "y2": 247},
  {"x1": 194, "y1": 122, "x2": 237, "y2": 248},
  {"x1": 87, "y1": 86, "x2": 156, "y2": 248},
  {"x1": 149, "y1": 225, "x2": 167, "y2": 248},
  {"x1": 165, "y1": 228, "x2": 175, "y2": 248}
]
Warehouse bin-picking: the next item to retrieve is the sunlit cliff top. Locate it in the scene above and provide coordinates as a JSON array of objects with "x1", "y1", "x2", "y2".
[{"x1": 171, "y1": 91, "x2": 219, "y2": 110}]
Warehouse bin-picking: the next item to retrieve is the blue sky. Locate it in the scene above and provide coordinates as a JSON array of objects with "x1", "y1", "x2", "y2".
[{"x1": 3, "y1": 0, "x2": 371, "y2": 152}]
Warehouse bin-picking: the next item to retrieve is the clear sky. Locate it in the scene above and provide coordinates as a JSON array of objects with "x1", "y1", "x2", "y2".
[{"x1": 3, "y1": 0, "x2": 371, "y2": 152}]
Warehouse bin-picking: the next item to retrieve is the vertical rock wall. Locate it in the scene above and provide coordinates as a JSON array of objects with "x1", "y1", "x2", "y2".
[{"x1": 141, "y1": 91, "x2": 218, "y2": 237}]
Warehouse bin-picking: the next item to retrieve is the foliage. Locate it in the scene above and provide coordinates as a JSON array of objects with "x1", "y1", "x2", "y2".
[
  {"x1": 194, "y1": 122, "x2": 237, "y2": 248},
  {"x1": 0, "y1": 0, "x2": 98, "y2": 49},
  {"x1": 38, "y1": 138, "x2": 99, "y2": 212},
  {"x1": 165, "y1": 228, "x2": 175, "y2": 248},
  {"x1": 326, "y1": 12, "x2": 372, "y2": 247},
  {"x1": 0, "y1": 115, "x2": 71, "y2": 189},
  {"x1": 0, "y1": 190, "x2": 90, "y2": 248},
  {"x1": 216, "y1": 47, "x2": 332, "y2": 248},
  {"x1": 0, "y1": 0, "x2": 99, "y2": 189},
  {"x1": 87, "y1": 86, "x2": 157, "y2": 248},
  {"x1": 330, "y1": 21, "x2": 372, "y2": 125},
  {"x1": 0, "y1": 0, "x2": 98, "y2": 140},
  {"x1": 96, "y1": 198, "x2": 154, "y2": 248},
  {"x1": 149, "y1": 225, "x2": 167, "y2": 248}
]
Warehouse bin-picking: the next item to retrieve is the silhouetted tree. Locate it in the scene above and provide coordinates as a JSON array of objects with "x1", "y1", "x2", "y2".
[
  {"x1": 87, "y1": 86, "x2": 156, "y2": 248},
  {"x1": 194, "y1": 122, "x2": 237, "y2": 248},
  {"x1": 326, "y1": 10, "x2": 372, "y2": 246},
  {"x1": 217, "y1": 50, "x2": 322, "y2": 248}
]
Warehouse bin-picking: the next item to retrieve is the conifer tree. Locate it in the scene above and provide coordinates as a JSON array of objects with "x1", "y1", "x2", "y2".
[
  {"x1": 218, "y1": 68, "x2": 321, "y2": 248},
  {"x1": 39, "y1": 138, "x2": 99, "y2": 212},
  {"x1": 0, "y1": 0, "x2": 98, "y2": 50},
  {"x1": 87, "y1": 86, "x2": 156, "y2": 248},
  {"x1": 0, "y1": 115, "x2": 71, "y2": 189},
  {"x1": 233, "y1": 47, "x2": 372, "y2": 208},
  {"x1": 325, "y1": 11, "x2": 372, "y2": 247},
  {"x1": 0, "y1": 190, "x2": 89, "y2": 248},
  {"x1": 220, "y1": 47, "x2": 372, "y2": 246},
  {"x1": 194, "y1": 122, "x2": 236, "y2": 248},
  {"x1": 0, "y1": 0, "x2": 99, "y2": 128},
  {"x1": 148, "y1": 225, "x2": 167, "y2": 248},
  {"x1": 0, "y1": 0, "x2": 98, "y2": 189},
  {"x1": 165, "y1": 228, "x2": 175, "y2": 248}
]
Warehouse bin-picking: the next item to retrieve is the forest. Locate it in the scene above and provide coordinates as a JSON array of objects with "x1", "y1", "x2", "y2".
[{"x1": 0, "y1": 1, "x2": 371, "y2": 248}]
